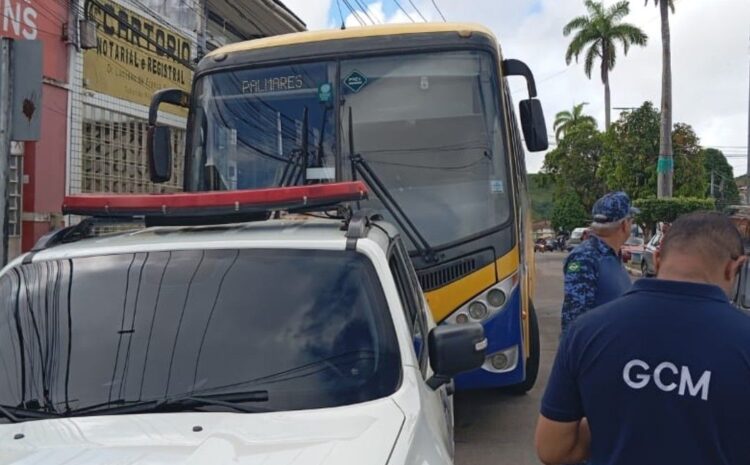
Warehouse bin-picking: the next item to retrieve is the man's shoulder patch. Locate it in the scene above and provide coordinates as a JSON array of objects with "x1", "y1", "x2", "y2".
[{"x1": 567, "y1": 261, "x2": 582, "y2": 273}]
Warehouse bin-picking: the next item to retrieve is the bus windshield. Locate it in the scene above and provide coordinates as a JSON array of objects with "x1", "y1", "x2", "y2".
[{"x1": 188, "y1": 50, "x2": 511, "y2": 249}]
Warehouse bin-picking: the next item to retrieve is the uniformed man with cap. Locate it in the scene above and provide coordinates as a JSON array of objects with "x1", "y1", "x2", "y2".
[{"x1": 560, "y1": 192, "x2": 637, "y2": 332}]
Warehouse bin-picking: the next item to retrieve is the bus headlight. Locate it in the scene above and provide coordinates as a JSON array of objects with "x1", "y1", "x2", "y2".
[
  {"x1": 468, "y1": 301, "x2": 488, "y2": 319},
  {"x1": 487, "y1": 289, "x2": 506, "y2": 308},
  {"x1": 483, "y1": 346, "x2": 519, "y2": 373},
  {"x1": 444, "y1": 272, "x2": 518, "y2": 324}
]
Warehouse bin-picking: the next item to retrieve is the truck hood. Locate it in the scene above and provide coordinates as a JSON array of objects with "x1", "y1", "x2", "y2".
[{"x1": 0, "y1": 399, "x2": 404, "y2": 465}]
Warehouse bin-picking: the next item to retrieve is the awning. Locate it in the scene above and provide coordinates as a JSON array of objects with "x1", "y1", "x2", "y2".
[{"x1": 206, "y1": 0, "x2": 306, "y2": 47}]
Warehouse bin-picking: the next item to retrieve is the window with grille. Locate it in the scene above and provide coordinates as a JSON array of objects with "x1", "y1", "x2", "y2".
[{"x1": 80, "y1": 105, "x2": 185, "y2": 194}]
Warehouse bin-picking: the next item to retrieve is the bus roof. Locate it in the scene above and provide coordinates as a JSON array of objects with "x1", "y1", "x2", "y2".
[{"x1": 206, "y1": 22, "x2": 498, "y2": 58}]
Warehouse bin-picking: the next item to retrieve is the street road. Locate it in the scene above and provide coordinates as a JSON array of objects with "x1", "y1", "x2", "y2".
[{"x1": 455, "y1": 251, "x2": 565, "y2": 465}]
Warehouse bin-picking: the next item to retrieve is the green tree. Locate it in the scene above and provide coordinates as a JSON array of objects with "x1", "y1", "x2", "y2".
[
  {"x1": 703, "y1": 148, "x2": 741, "y2": 210},
  {"x1": 645, "y1": 0, "x2": 676, "y2": 198},
  {"x1": 599, "y1": 102, "x2": 706, "y2": 199},
  {"x1": 553, "y1": 102, "x2": 598, "y2": 142},
  {"x1": 563, "y1": 0, "x2": 648, "y2": 129},
  {"x1": 671, "y1": 123, "x2": 706, "y2": 197},
  {"x1": 551, "y1": 190, "x2": 590, "y2": 234},
  {"x1": 543, "y1": 124, "x2": 608, "y2": 212},
  {"x1": 633, "y1": 197, "x2": 715, "y2": 235}
]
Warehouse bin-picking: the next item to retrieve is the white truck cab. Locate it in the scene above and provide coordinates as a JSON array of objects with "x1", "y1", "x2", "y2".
[{"x1": 0, "y1": 183, "x2": 486, "y2": 465}]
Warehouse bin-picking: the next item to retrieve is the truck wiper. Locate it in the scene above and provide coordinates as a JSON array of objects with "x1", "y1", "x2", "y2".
[
  {"x1": 347, "y1": 108, "x2": 438, "y2": 263},
  {"x1": 278, "y1": 107, "x2": 309, "y2": 187},
  {"x1": 67, "y1": 390, "x2": 271, "y2": 417}
]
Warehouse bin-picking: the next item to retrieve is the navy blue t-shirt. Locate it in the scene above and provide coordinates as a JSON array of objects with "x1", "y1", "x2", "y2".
[{"x1": 542, "y1": 278, "x2": 750, "y2": 465}]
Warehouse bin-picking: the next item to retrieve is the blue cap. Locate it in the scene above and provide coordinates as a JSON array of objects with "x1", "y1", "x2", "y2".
[{"x1": 591, "y1": 192, "x2": 640, "y2": 224}]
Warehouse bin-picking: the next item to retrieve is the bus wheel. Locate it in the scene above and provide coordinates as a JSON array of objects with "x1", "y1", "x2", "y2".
[{"x1": 507, "y1": 303, "x2": 540, "y2": 395}]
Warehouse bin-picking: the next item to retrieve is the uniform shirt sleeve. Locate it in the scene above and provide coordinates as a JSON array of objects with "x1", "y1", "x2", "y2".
[
  {"x1": 540, "y1": 328, "x2": 584, "y2": 422},
  {"x1": 561, "y1": 253, "x2": 599, "y2": 332}
]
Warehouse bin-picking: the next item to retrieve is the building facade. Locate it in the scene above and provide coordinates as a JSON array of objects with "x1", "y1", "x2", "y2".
[{"x1": 9, "y1": 0, "x2": 305, "y2": 257}]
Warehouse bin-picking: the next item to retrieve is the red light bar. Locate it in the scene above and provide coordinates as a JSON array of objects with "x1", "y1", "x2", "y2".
[{"x1": 63, "y1": 182, "x2": 368, "y2": 223}]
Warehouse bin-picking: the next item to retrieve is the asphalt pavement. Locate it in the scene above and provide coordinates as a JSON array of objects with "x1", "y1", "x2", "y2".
[{"x1": 454, "y1": 251, "x2": 565, "y2": 465}]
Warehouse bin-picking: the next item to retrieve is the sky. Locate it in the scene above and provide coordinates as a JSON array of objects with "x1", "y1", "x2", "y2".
[{"x1": 282, "y1": 0, "x2": 750, "y2": 175}]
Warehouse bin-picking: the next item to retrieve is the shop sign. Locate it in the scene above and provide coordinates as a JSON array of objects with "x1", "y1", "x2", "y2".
[{"x1": 83, "y1": 0, "x2": 193, "y2": 115}]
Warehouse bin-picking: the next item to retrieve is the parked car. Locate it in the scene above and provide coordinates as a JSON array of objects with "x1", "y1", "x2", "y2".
[
  {"x1": 621, "y1": 236, "x2": 645, "y2": 264},
  {"x1": 565, "y1": 227, "x2": 590, "y2": 251},
  {"x1": 641, "y1": 230, "x2": 665, "y2": 277},
  {"x1": 0, "y1": 186, "x2": 488, "y2": 465}
]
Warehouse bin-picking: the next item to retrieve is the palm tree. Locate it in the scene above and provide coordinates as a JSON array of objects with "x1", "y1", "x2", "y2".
[
  {"x1": 647, "y1": 0, "x2": 675, "y2": 198},
  {"x1": 553, "y1": 102, "x2": 598, "y2": 141},
  {"x1": 563, "y1": 0, "x2": 648, "y2": 130}
]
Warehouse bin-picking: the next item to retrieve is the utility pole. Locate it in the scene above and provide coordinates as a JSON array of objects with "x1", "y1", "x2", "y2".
[
  {"x1": 711, "y1": 170, "x2": 715, "y2": 198},
  {"x1": 747, "y1": 31, "x2": 750, "y2": 204},
  {"x1": 0, "y1": 39, "x2": 12, "y2": 266}
]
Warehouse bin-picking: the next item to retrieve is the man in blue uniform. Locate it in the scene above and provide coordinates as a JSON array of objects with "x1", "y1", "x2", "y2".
[
  {"x1": 561, "y1": 192, "x2": 635, "y2": 332},
  {"x1": 535, "y1": 212, "x2": 750, "y2": 465}
]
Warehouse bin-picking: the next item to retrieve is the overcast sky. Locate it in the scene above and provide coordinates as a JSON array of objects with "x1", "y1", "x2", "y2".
[{"x1": 283, "y1": 0, "x2": 750, "y2": 175}]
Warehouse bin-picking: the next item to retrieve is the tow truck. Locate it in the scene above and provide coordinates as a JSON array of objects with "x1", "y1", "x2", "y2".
[{"x1": 0, "y1": 183, "x2": 486, "y2": 464}]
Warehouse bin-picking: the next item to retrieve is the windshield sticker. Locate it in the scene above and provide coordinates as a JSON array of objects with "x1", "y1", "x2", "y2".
[
  {"x1": 343, "y1": 70, "x2": 368, "y2": 93},
  {"x1": 306, "y1": 167, "x2": 336, "y2": 180},
  {"x1": 490, "y1": 180, "x2": 504, "y2": 194},
  {"x1": 241, "y1": 74, "x2": 304, "y2": 94},
  {"x1": 318, "y1": 82, "x2": 333, "y2": 103}
]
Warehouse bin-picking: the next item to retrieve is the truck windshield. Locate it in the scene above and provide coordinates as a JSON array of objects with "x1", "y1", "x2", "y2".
[
  {"x1": 0, "y1": 249, "x2": 400, "y2": 421},
  {"x1": 188, "y1": 50, "x2": 511, "y2": 249}
]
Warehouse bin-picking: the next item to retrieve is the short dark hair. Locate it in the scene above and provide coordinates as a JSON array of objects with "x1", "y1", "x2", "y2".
[{"x1": 660, "y1": 211, "x2": 743, "y2": 265}]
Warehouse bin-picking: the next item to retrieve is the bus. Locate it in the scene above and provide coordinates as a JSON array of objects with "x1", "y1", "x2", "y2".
[{"x1": 146, "y1": 23, "x2": 549, "y2": 392}]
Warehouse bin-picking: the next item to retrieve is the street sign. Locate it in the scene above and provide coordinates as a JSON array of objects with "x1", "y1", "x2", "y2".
[{"x1": 10, "y1": 39, "x2": 42, "y2": 141}]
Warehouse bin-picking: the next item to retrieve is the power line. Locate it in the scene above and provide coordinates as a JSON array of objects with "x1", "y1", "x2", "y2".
[
  {"x1": 335, "y1": 0, "x2": 345, "y2": 27},
  {"x1": 392, "y1": 0, "x2": 416, "y2": 22},
  {"x1": 407, "y1": 0, "x2": 427, "y2": 22},
  {"x1": 341, "y1": 0, "x2": 366, "y2": 26},
  {"x1": 353, "y1": 0, "x2": 378, "y2": 24},
  {"x1": 429, "y1": 0, "x2": 447, "y2": 21}
]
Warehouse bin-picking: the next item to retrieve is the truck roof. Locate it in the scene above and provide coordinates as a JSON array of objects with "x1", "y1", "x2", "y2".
[
  {"x1": 12, "y1": 218, "x2": 396, "y2": 266},
  {"x1": 206, "y1": 22, "x2": 497, "y2": 58}
]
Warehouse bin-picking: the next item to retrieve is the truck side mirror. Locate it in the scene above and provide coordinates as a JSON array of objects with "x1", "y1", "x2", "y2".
[
  {"x1": 502, "y1": 58, "x2": 549, "y2": 152},
  {"x1": 520, "y1": 99, "x2": 549, "y2": 152},
  {"x1": 147, "y1": 88, "x2": 190, "y2": 183},
  {"x1": 426, "y1": 323, "x2": 487, "y2": 390}
]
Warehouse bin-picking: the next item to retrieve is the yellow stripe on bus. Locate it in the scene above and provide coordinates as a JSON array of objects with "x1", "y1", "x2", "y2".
[
  {"x1": 207, "y1": 23, "x2": 497, "y2": 58},
  {"x1": 425, "y1": 247, "x2": 520, "y2": 323}
]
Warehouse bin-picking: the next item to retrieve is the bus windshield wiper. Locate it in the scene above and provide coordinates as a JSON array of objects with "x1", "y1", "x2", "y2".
[
  {"x1": 278, "y1": 107, "x2": 309, "y2": 187},
  {"x1": 67, "y1": 390, "x2": 271, "y2": 417},
  {"x1": 346, "y1": 108, "x2": 438, "y2": 263}
]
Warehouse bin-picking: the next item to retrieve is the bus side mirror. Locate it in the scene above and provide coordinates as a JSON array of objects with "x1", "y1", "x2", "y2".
[
  {"x1": 147, "y1": 88, "x2": 190, "y2": 183},
  {"x1": 520, "y1": 99, "x2": 549, "y2": 152},
  {"x1": 502, "y1": 58, "x2": 549, "y2": 152},
  {"x1": 147, "y1": 126, "x2": 173, "y2": 183}
]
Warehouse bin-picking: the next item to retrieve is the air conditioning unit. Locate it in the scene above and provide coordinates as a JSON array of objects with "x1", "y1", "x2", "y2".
[{"x1": 79, "y1": 19, "x2": 97, "y2": 50}]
